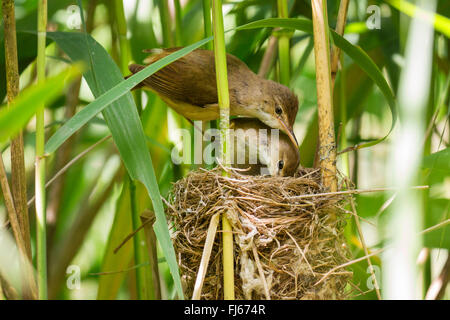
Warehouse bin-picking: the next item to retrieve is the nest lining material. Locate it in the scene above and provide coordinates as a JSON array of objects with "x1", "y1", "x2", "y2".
[{"x1": 165, "y1": 167, "x2": 352, "y2": 300}]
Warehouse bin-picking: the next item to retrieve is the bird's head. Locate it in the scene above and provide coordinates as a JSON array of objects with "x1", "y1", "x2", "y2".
[
  {"x1": 267, "y1": 130, "x2": 300, "y2": 177},
  {"x1": 259, "y1": 81, "x2": 299, "y2": 149}
]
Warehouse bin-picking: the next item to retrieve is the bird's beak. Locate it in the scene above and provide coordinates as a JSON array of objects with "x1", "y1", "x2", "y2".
[{"x1": 278, "y1": 118, "x2": 299, "y2": 149}]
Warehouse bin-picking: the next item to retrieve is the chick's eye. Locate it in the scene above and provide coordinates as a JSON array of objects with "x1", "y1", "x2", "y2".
[
  {"x1": 275, "y1": 106, "x2": 283, "y2": 115},
  {"x1": 278, "y1": 160, "x2": 284, "y2": 170}
]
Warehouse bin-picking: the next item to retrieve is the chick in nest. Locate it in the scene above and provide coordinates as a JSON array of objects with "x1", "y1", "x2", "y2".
[{"x1": 230, "y1": 118, "x2": 300, "y2": 177}]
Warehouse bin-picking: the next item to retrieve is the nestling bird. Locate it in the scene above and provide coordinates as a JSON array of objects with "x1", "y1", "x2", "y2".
[
  {"x1": 128, "y1": 48, "x2": 299, "y2": 147},
  {"x1": 230, "y1": 118, "x2": 300, "y2": 177}
]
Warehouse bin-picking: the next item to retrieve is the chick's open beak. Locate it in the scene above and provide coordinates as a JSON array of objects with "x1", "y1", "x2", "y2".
[{"x1": 278, "y1": 118, "x2": 299, "y2": 149}]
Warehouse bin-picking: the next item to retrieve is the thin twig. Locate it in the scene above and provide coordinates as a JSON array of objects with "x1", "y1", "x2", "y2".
[
  {"x1": 315, "y1": 248, "x2": 384, "y2": 286},
  {"x1": 27, "y1": 135, "x2": 112, "y2": 207},
  {"x1": 419, "y1": 219, "x2": 450, "y2": 235},
  {"x1": 89, "y1": 262, "x2": 151, "y2": 276},
  {"x1": 374, "y1": 193, "x2": 397, "y2": 220},
  {"x1": 251, "y1": 244, "x2": 271, "y2": 300},
  {"x1": 113, "y1": 215, "x2": 152, "y2": 254},
  {"x1": 421, "y1": 72, "x2": 450, "y2": 149},
  {"x1": 0, "y1": 274, "x2": 19, "y2": 300},
  {"x1": 285, "y1": 230, "x2": 314, "y2": 275},
  {"x1": 291, "y1": 185, "x2": 428, "y2": 200},
  {"x1": 348, "y1": 192, "x2": 381, "y2": 299},
  {"x1": 315, "y1": 218, "x2": 450, "y2": 286},
  {"x1": 0, "y1": 155, "x2": 18, "y2": 233},
  {"x1": 425, "y1": 255, "x2": 450, "y2": 300}
]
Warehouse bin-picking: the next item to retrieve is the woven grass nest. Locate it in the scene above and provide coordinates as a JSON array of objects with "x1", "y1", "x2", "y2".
[{"x1": 165, "y1": 166, "x2": 353, "y2": 300}]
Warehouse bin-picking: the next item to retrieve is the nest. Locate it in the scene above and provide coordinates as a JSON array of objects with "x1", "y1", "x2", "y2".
[{"x1": 165, "y1": 167, "x2": 352, "y2": 300}]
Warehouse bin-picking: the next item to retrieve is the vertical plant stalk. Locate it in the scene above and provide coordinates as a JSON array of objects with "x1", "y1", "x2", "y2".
[
  {"x1": 383, "y1": 0, "x2": 436, "y2": 299},
  {"x1": 48, "y1": 0, "x2": 97, "y2": 244},
  {"x1": 140, "y1": 210, "x2": 161, "y2": 300},
  {"x1": 338, "y1": 54, "x2": 350, "y2": 176},
  {"x1": 258, "y1": 35, "x2": 278, "y2": 78},
  {"x1": 192, "y1": 213, "x2": 220, "y2": 299},
  {"x1": 2, "y1": 0, "x2": 31, "y2": 255},
  {"x1": 212, "y1": 0, "x2": 234, "y2": 300},
  {"x1": 0, "y1": 155, "x2": 37, "y2": 298},
  {"x1": 349, "y1": 196, "x2": 381, "y2": 299},
  {"x1": 277, "y1": 0, "x2": 290, "y2": 86},
  {"x1": 107, "y1": 5, "x2": 119, "y2": 63},
  {"x1": 159, "y1": 0, "x2": 174, "y2": 47},
  {"x1": 174, "y1": 0, "x2": 183, "y2": 46},
  {"x1": 159, "y1": 0, "x2": 186, "y2": 174},
  {"x1": 0, "y1": 274, "x2": 19, "y2": 300},
  {"x1": 202, "y1": 0, "x2": 213, "y2": 51},
  {"x1": 48, "y1": 166, "x2": 121, "y2": 298},
  {"x1": 330, "y1": 0, "x2": 349, "y2": 88},
  {"x1": 2, "y1": 0, "x2": 31, "y2": 259},
  {"x1": 0, "y1": 157, "x2": 18, "y2": 237},
  {"x1": 46, "y1": 79, "x2": 81, "y2": 242},
  {"x1": 422, "y1": 63, "x2": 436, "y2": 297},
  {"x1": 203, "y1": 0, "x2": 215, "y2": 166},
  {"x1": 36, "y1": 0, "x2": 48, "y2": 300},
  {"x1": 128, "y1": 179, "x2": 146, "y2": 300},
  {"x1": 2, "y1": 0, "x2": 37, "y2": 299},
  {"x1": 114, "y1": 0, "x2": 148, "y2": 299},
  {"x1": 311, "y1": 0, "x2": 337, "y2": 194},
  {"x1": 425, "y1": 255, "x2": 450, "y2": 300},
  {"x1": 114, "y1": 0, "x2": 132, "y2": 74}
]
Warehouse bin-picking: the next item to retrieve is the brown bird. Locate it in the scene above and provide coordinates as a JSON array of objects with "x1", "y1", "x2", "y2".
[
  {"x1": 230, "y1": 118, "x2": 300, "y2": 176},
  {"x1": 128, "y1": 48, "x2": 299, "y2": 147}
]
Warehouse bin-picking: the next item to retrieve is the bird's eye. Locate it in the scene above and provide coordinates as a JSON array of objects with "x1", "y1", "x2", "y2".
[
  {"x1": 275, "y1": 106, "x2": 283, "y2": 115},
  {"x1": 277, "y1": 160, "x2": 284, "y2": 170}
]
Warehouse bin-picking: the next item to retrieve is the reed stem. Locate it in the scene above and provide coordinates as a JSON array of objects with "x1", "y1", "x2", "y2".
[
  {"x1": 383, "y1": 0, "x2": 436, "y2": 299},
  {"x1": 277, "y1": 0, "x2": 290, "y2": 86},
  {"x1": 338, "y1": 54, "x2": 349, "y2": 176},
  {"x1": 174, "y1": 0, "x2": 183, "y2": 46},
  {"x1": 212, "y1": 0, "x2": 234, "y2": 300},
  {"x1": 202, "y1": 0, "x2": 213, "y2": 51},
  {"x1": 159, "y1": 0, "x2": 174, "y2": 47},
  {"x1": 140, "y1": 210, "x2": 161, "y2": 300},
  {"x1": 128, "y1": 178, "x2": 146, "y2": 300},
  {"x1": 2, "y1": 0, "x2": 38, "y2": 300},
  {"x1": 331, "y1": 0, "x2": 349, "y2": 88},
  {"x1": 2, "y1": 0, "x2": 31, "y2": 264},
  {"x1": 113, "y1": 0, "x2": 132, "y2": 74},
  {"x1": 311, "y1": 0, "x2": 337, "y2": 193},
  {"x1": 36, "y1": 0, "x2": 48, "y2": 300},
  {"x1": 114, "y1": 0, "x2": 149, "y2": 299}
]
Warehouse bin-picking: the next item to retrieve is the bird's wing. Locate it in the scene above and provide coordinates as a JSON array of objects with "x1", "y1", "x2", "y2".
[
  {"x1": 129, "y1": 48, "x2": 253, "y2": 108},
  {"x1": 129, "y1": 49, "x2": 219, "y2": 107}
]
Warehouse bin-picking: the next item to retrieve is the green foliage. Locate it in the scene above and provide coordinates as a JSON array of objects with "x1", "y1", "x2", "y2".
[
  {"x1": 237, "y1": 18, "x2": 397, "y2": 150},
  {"x1": 0, "y1": 65, "x2": 80, "y2": 143},
  {"x1": 44, "y1": 30, "x2": 204, "y2": 299},
  {"x1": 0, "y1": 0, "x2": 449, "y2": 301}
]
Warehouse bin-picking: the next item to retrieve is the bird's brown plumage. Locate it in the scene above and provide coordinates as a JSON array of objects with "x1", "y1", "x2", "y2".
[
  {"x1": 230, "y1": 118, "x2": 300, "y2": 177},
  {"x1": 128, "y1": 48, "x2": 299, "y2": 145},
  {"x1": 129, "y1": 48, "x2": 256, "y2": 109}
]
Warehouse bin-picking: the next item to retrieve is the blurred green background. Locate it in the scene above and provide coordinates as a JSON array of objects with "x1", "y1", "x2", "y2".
[{"x1": 0, "y1": 0, "x2": 449, "y2": 300}]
